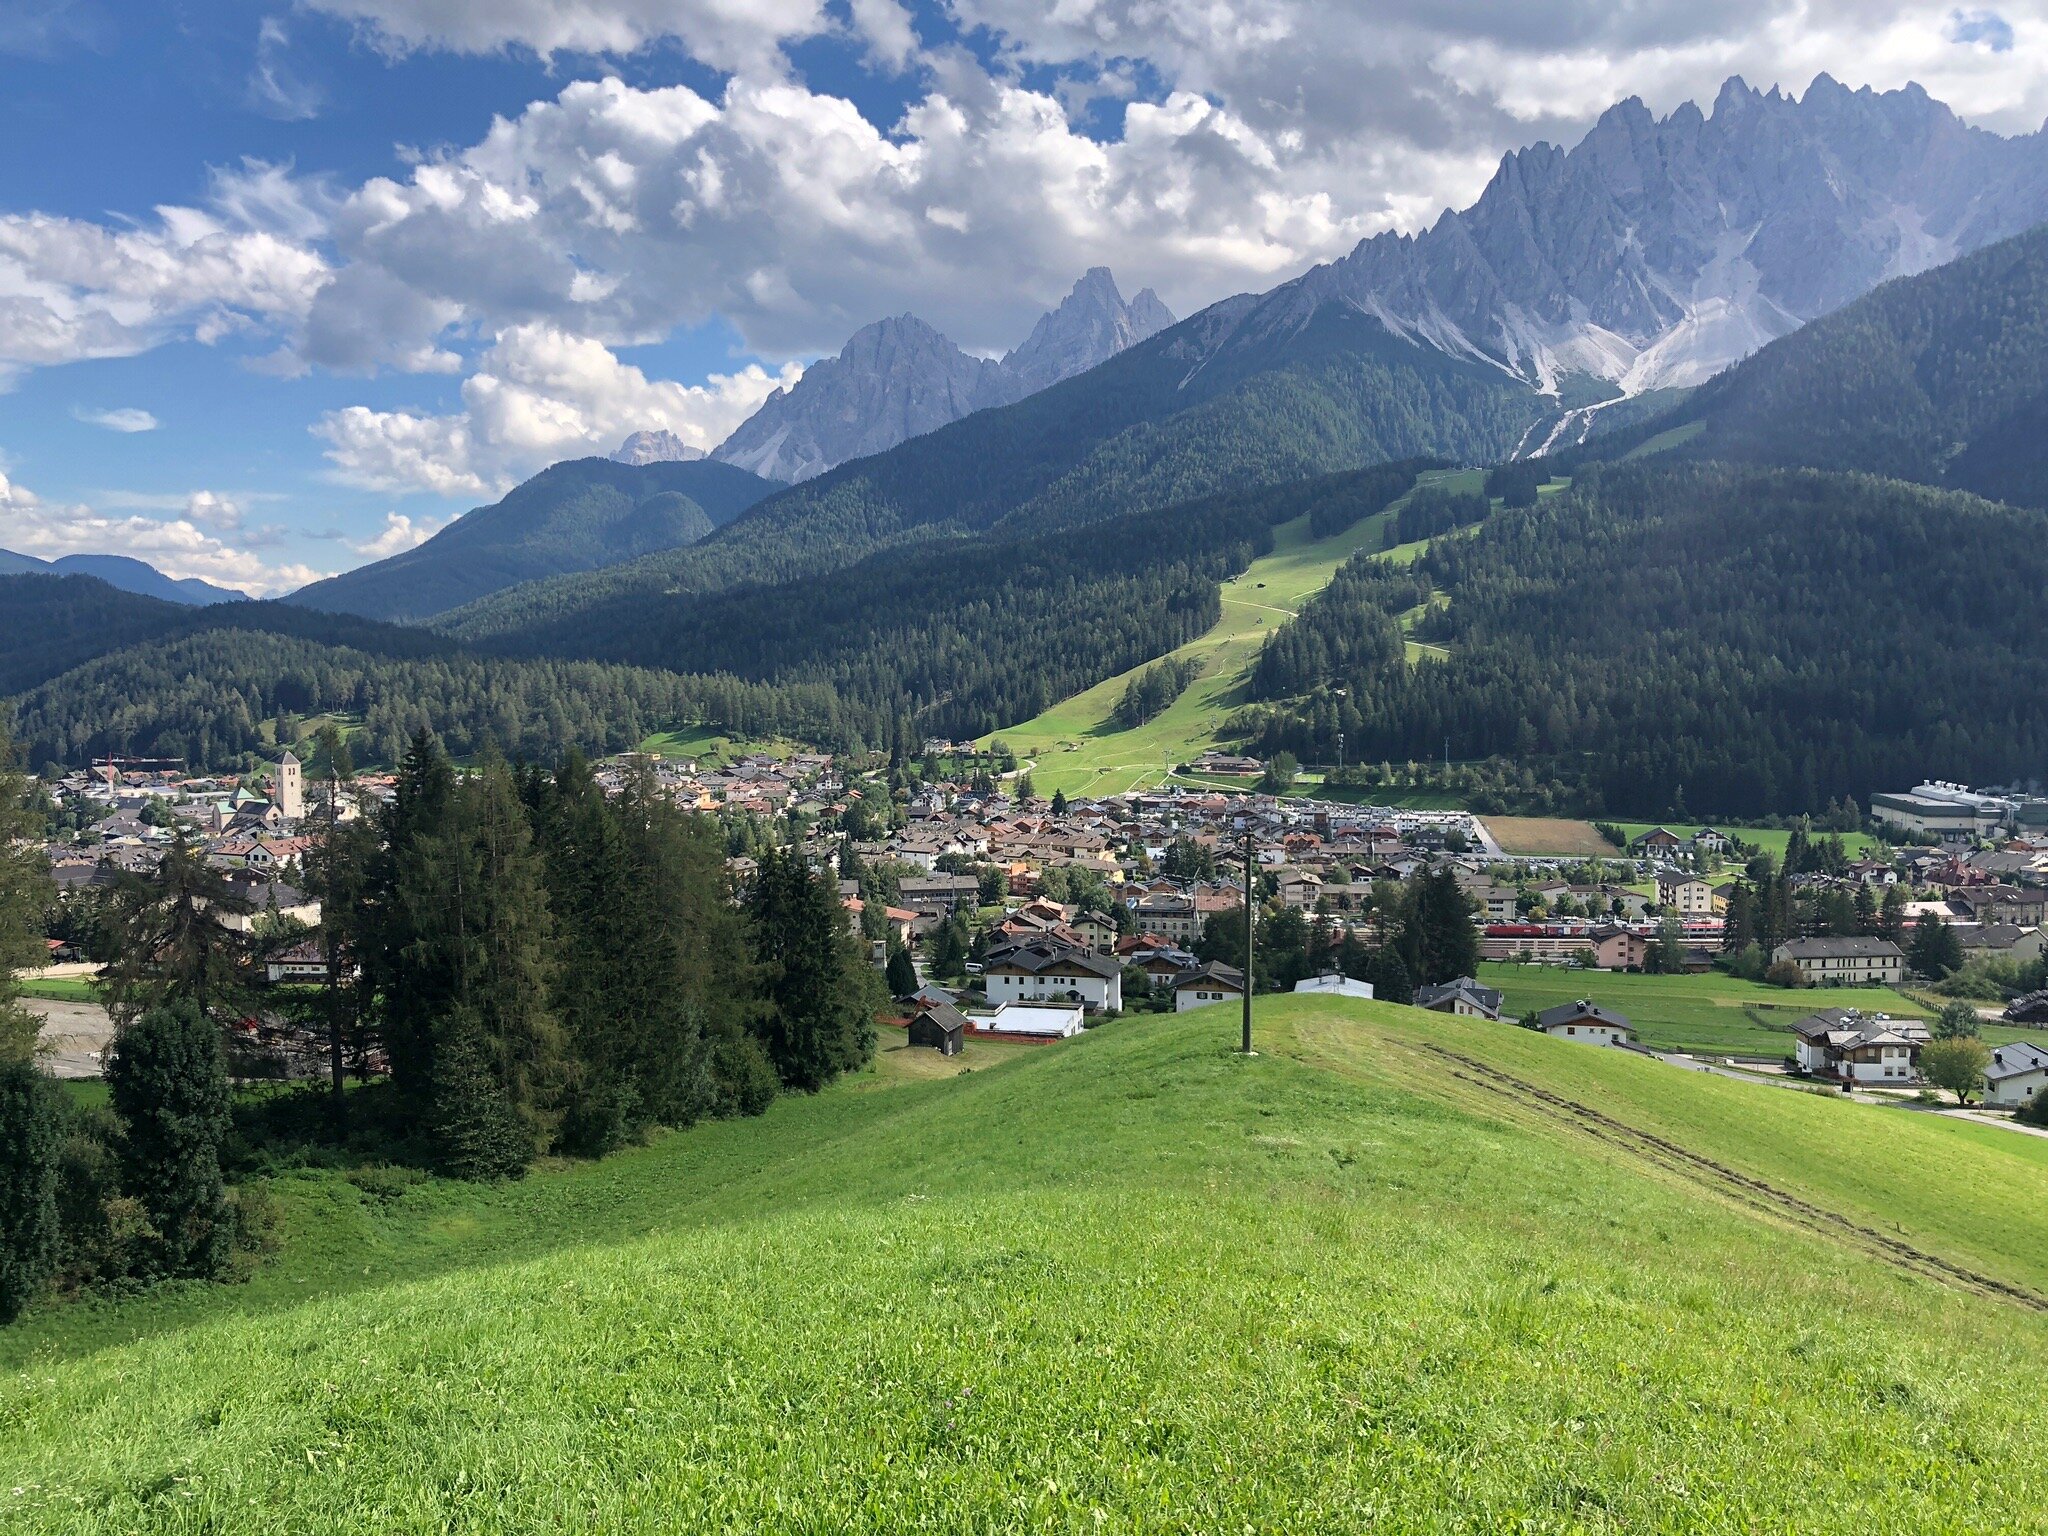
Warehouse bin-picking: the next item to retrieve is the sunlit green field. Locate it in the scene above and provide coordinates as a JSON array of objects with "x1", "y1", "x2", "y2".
[
  {"x1": 5, "y1": 996, "x2": 2047, "y2": 1531},
  {"x1": 1609, "y1": 821, "x2": 1878, "y2": 860},
  {"x1": 1474, "y1": 962, "x2": 2036, "y2": 1057},
  {"x1": 981, "y1": 471, "x2": 1483, "y2": 798}
]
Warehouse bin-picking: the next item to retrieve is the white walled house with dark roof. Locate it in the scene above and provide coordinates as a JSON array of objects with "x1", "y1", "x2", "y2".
[
  {"x1": 1790, "y1": 1009, "x2": 1928, "y2": 1083},
  {"x1": 1984, "y1": 1041, "x2": 2048, "y2": 1109},
  {"x1": 1536, "y1": 1000, "x2": 1632, "y2": 1046},
  {"x1": 1771, "y1": 936, "x2": 1905, "y2": 987}
]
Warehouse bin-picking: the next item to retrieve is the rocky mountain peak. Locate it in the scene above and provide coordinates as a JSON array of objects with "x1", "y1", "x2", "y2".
[
  {"x1": 610, "y1": 429, "x2": 705, "y2": 466},
  {"x1": 1228, "y1": 73, "x2": 2048, "y2": 403},
  {"x1": 711, "y1": 268, "x2": 1174, "y2": 482}
]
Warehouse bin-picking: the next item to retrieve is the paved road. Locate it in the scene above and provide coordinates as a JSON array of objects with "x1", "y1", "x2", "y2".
[{"x1": 30, "y1": 998, "x2": 114, "y2": 1079}]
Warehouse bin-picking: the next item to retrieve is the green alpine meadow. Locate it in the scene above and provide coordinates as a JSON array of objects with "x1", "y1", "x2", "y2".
[{"x1": 4, "y1": 997, "x2": 2045, "y2": 1532}]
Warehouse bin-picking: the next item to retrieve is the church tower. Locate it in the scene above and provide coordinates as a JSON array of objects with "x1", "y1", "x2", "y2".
[{"x1": 277, "y1": 751, "x2": 304, "y2": 821}]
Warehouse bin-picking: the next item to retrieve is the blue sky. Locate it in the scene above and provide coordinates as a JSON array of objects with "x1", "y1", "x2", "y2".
[{"x1": 0, "y1": 0, "x2": 2037, "y2": 594}]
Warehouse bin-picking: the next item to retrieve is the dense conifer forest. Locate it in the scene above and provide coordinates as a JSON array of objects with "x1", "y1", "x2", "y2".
[{"x1": 1239, "y1": 463, "x2": 2048, "y2": 816}]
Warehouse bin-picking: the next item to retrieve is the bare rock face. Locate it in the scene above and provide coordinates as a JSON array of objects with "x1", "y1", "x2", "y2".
[
  {"x1": 610, "y1": 429, "x2": 705, "y2": 466},
  {"x1": 711, "y1": 271, "x2": 1176, "y2": 482},
  {"x1": 1236, "y1": 75, "x2": 2048, "y2": 398}
]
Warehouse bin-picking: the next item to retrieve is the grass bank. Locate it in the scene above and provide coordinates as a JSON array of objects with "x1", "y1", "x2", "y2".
[{"x1": 3, "y1": 997, "x2": 2046, "y2": 1530}]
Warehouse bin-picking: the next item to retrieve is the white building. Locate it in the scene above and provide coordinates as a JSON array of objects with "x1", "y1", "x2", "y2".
[
  {"x1": 1984, "y1": 1041, "x2": 2048, "y2": 1109},
  {"x1": 1172, "y1": 963, "x2": 1246, "y2": 1012},
  {"x1": 1655, "y1": 872, "x2": 1713, "y2": 916},
  {"x1": 1771, "y1": 937, "x2": 1905, "y2": 987},
  {"x1": 1790, "y1": 1009, "x2": 1928, "y2": 1082},
  {"x1": 981, "y1": 943, "x2": 1123, "y2": 1013},
  {"x1": 979, "y1": 1003, "x2": 1085, "y2": 1039},
  {"x1": 1293, "y1": 974, "x2": 1374, "y2": 1000},
  {"x1": 1537, "y1": 1000, "x2": 1632, "y2": 1046},
  {"x1": 275, "y1": 750, "x2": 304, "y2": 821}
]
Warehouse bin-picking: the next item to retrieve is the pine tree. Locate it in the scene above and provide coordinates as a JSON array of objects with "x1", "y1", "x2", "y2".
[
  {"x1": 747, "y1": 849, "x2": 878, "y2": 1091},
  {"x1": 1723, "y1": 883, "x2": 1757, "y2": 954},
  {"x1": 885, "y1": 944, "x2": 918, "y2": 997},
  {"x1": 1365, "y1": 946, "x2": 1413, "y2": 1005},
  {"x1": 106, "y1": 1000, "x2": 232, "y2": 1280},
  {"x1": 0, "y1": 1060, "x2": 61, "y2": 1323},
  {"x1": 1050, "y1": 788, "x2": 1068, "y2": 815},
  {"x1": 1877, "y1": 885, "x2": 1908, "y2": 945},
  {"x1": 0, "y1": 731, "x2": 51, "y2": 1066},
  {"x1": 1908, "y1": 913, "x2": 1965, "y2": 980},
  {"x1": 100, "y1": 837, "x2": 256, "y2": 1028}
]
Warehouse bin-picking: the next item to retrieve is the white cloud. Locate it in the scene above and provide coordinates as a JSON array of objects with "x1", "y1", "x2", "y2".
[
  {"x1": 73, "y1": 406, "x2": 159, "y2": 433},
  {"x1": 304, "y1": 0, "x2": 832, "y2": 71},
  {"x1": 346, "y1": 509, "x2": 456, "y2": 558},
  {"x1": 0, "y1": 182, "x2": 328, "y2": 386},
  {"x1": 0, "y1": 470, "x2": 327, "y2": 595},
  {"x1": 314, "y1": 322, "x2": 803, "y2": 495},
  {"x1": 248, "y1": 17, "x2": 325, "y2": 121}
]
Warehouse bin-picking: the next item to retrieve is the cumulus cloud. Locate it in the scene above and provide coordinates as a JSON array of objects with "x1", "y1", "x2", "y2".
[
  {"x1": 73, "y1": 406, "x2": 159, "y2": 433},
  {"x1": 314, "y1": 323, "x2": 803, "y2": 495},
  {"x1": 0, "y1": 470, "x2": 328, "y2": 595},
  {"x1": 345, "y1": 509, "x2": 457, "y2": 558},
  {"x1": 293, "y1": 67, "x2": 1378, "y2": 377},
  {"x1": 0, "y1": 167, "x2": 329, "y2": 386}
]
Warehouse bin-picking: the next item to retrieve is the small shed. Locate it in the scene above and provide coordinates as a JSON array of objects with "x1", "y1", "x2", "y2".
[{"x1": 907, "y1": 1001, "x2": 968, "y2": 1057}]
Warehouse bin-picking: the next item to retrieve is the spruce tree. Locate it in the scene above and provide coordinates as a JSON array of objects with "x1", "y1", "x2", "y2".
[
  {"x1": 0, "y1": 1060, "x2": 61, "y2": 1323},
  {"x1": 106, "y1": 1000, "x2": 232, "y2": 1280},
  {"x1": 747, "y1": 849, "x2": 877, "y2": 1090},
  {"x1": 0, "y1": 731, "x2": 51, "y2": 1066},
  {"x1": 100, "y1": 837, "x2": 255, "y2": 1028},
  {"x1": 885, "y1": 943, "x2": 918, "y2": 997},
  {"x1": 1366, "y1": 946, "x2": 1413, "y2": 1005}
]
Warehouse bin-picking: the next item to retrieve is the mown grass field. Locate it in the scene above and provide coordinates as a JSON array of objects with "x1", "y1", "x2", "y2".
[
  {"x1": 1482, "y1": 816, "x2": 1614, "y2": 856},
  {"x1": 1475, "y1": 962, "x2": 2039, "y2": 1058},
  {"x1": 5, "y1": 996, "x2": 2048, "y2": 1531},
  {"x1": 15, "y1": 976, "x2": 97, "y2": 1003},
  {"x1": 980, "y1": 471, "x2": 1484, "y2": 799},
  {"x1": 1610, "y1": 821, "x2": 1877, "y2": 860}
]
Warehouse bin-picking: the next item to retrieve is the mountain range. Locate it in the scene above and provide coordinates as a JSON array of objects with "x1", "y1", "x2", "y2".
[
  {"x1": 0, "y1": 548, "x2": 248, "y2": 605},
  {"x1": 707, "y1": 267, "x2": 1174, "y2": 483},
  {"x1": 1279, "y1": 74, "x2": 2048, "y2": 414}
]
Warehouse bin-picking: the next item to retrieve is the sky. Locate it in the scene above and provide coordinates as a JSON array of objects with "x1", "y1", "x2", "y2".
[{"x1": 1, "y1": 0, "x2": 2043, "y2": 595}]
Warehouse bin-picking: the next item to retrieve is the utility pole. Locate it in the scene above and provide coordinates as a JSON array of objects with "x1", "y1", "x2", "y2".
[{"x1": 1242, "y1": 823, "x2": 1255, "y2": 1054}]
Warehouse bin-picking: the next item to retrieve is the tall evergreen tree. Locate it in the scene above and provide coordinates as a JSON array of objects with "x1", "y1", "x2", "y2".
[
  {"x1": 747, "y1": 848, "x2": 878, "y2": 1090},
  {"x1": 0, "y1": 1061, "x2": 61, "y2": 1323},
  {"x1": 100, "y1": 837, "x2": 255, "y2": 1028},
  {"x1": 1908, "y1": 912, "x2": 1965, "y2": 980},
  {"x1": 885, "y1": 943, "x2": 918, "y2": 998},
  {"x1": 0, "y1": 730, "x2": 50, "y2": 1066},
  {"x1": 1397, "y1": 869, "x2": 1479, "y2": 986},
  {"x1": 105, "y1": 1000, "x2": 232, "y2": 1279}
]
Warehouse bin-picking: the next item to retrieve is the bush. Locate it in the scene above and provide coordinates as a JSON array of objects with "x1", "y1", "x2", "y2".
[
  {"x1": 2020, "y1": 1092, "x2": 2048, "y2": 1128},
  {"x1": 1765, "y1": 959, "x2": 1811, "y2": 989},
  {"x1": 709, "y1": 1026, "x2": 780, "y2": 1119}
]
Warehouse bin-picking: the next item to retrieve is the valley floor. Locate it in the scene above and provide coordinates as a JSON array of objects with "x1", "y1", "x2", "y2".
[{"x1": 4, "y1": 997, "x2": 2047, "y2": 1531}]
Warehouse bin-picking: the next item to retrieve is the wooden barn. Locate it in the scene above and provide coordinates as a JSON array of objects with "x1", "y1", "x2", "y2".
[{"x1": 907, "y1": 1001, "x2": 969, "y2": 1057}]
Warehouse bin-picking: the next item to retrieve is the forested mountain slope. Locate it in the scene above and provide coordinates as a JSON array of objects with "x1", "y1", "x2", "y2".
[
  {"x1": 0, "y1": 550, "x2": 247, "y2": 604},
  {"x1": 1239, "y1": 462, "x2": 2048, "y2": 816},
  {"x1": 1584, "y1": 222, "x2": 2048, "y2": 505},
  {"x1": 287, "y1": 458, "x2": 782, "y2": 623},
  {"x1": 439, "y1": 305, "x2": 1547, "y2": 645}
]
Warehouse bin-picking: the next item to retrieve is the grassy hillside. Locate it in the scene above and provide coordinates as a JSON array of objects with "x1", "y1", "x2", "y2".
[
  {"x1": 5, "y1": 996, "x2": 2047, "y2": 1530},
  {"x1": 983, "y1": 470, "x2": 1483, "y2": 796}
]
